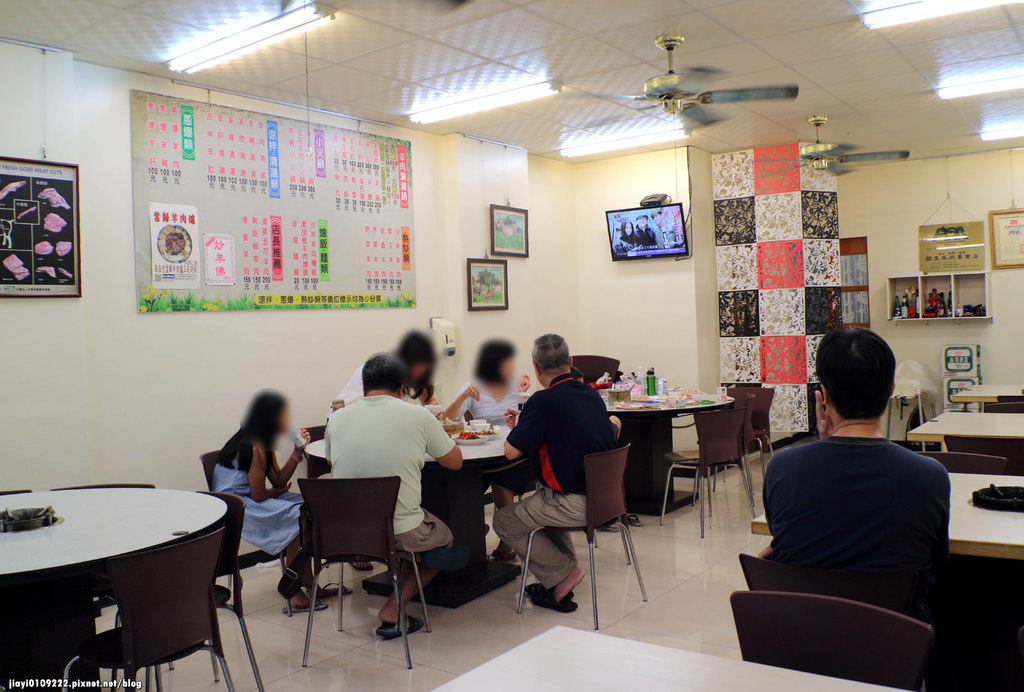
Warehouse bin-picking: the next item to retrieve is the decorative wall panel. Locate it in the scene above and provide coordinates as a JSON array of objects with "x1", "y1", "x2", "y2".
[{"x1": 714, "y1": 143, "x2": 839, "y2": 432}]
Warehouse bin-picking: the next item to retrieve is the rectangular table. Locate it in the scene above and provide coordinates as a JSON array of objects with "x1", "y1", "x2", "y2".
[
  {"x1": 906, "y1": 412, "x2": 1024, "y2": 444},
  {"x1": 951, "y1": 385, "x2": 1024, "y2": 404},
  {"x1": 437, "y1": 626, "x2": 898, "y2": 691},
  {"x1": 751, "y1": 473, "x2": 1024, "y2": 560}
]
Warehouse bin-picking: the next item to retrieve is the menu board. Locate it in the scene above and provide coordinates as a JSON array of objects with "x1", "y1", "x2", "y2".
[
  {"x1": 0, "y1": 157, "x2": 80, "y2": 297},
  {"x1": 130, "y1": 90, "x2": 415, "y2": 312}
]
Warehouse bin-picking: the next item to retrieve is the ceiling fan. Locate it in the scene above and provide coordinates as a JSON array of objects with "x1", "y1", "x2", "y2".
[
  {"x1": 592, "y1": 35, "x2": 800, "y2": 131},
  {"x1": 799, "y1": 115, "x2": 910, "y2": 175}
]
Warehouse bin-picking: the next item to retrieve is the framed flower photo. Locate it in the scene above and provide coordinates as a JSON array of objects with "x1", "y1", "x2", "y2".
[
  {"x1": 467, "y1": 258, "x2": 508, "y2": 311},
  {"x1": 489, "y1": 204, "x2": 528, "y2": 258}
]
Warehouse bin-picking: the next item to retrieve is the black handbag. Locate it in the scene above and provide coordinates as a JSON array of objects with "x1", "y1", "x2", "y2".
[
  {"x1": 972, "y1": 485, "x2": 1024, "y2": 512},
  {"x1": 277, "y1": 544, "x2": 312, "y2": 598}
]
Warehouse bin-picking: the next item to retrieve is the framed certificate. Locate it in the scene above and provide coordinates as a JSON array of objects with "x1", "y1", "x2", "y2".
[{"x1": 990, "y1": 208, "x2": 1024, "y2": 269}]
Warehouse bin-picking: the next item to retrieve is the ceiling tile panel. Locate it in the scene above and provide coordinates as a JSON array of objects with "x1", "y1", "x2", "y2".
[
  {"x1": 418, "y1": 62, "x2": 542, "y2": 96},
  {"x1": 347, "y1": 84, "x2": 453, "y2": 117},
  {"x1": 430, "y1": 8, "x2": 583, "y2": 60},
  {"x1": 704, "y1": 0, "x2": 857, "y2": 39},
  {"x1": 525, "y1": 0, "x2": 693, "y2": 36},
  {"x1": 898, "y1": 28, "x2": 1023, "y2": 73},
  {"x1": 342, "y1": 39, "x2": 487, "y2": 83},
  {"x1": 592, "y1": 12, "x2": 744, "y2": 61},
  {"x1": 872, "y1": 6, "x2": 1011, "y2": 45},
  {"x1": 74, "y1": 11, "x2": 206, "y2": 62},
  {"x1": 753, "y1": 21, "x2": 890, "y2": 65},
  {"x1": 792, "y1": 48, "x2": 918, "y2": 86},
  {"x1": 917, "y1": 53, "x2": 1024, "y2": 88},
  {"x1": 198, "y1": 48, "x2": 329, "y2": 86},
  {"x1": 500, "y1": 38, "x2": 640, "y2": 81},
  {"x1": 340, "y1": 0, "x2": 512, "y2": 34},
  {"x1": 271, "y1": 64, "x2": 400, "y2": 106},
  {"x1": 134, "y1": 0, "x2": 280, "y2": 32},
  {"x1": 273, "y1": 12, "x2": 412, "y2": 63}
]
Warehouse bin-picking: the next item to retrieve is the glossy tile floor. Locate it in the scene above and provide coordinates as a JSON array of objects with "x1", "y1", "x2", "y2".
[{"x1": 99, "y1": 466, "x2": 771, "y2": 691}]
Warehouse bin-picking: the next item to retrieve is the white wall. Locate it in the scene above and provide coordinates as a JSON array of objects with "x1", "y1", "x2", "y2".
[{"x1": 838, "y1": 149, "x2": 1024, "y2": 384}]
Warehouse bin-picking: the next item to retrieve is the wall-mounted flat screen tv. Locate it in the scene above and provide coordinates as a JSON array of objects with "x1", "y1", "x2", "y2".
[{"x1": 606, "y1": 203, "x2": 689, "y2": 261}]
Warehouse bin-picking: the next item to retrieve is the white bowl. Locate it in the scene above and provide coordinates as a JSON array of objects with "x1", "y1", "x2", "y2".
[{"x1": 467, "y1": 419, "x2": 489, "y2": 432}]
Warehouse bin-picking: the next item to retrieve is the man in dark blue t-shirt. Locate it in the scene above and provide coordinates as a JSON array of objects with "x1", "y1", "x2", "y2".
[
  {"x1": 763, "y1": 327, "x2": 950, "y2": 622},
  {"x1": 494, "y1": 333, "x2": 620, "y2": 612}
]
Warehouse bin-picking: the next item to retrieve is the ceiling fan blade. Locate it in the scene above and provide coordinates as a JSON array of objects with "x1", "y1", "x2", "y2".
[
  {"x1": 836, "y1": 150, "x2": 910, "y2": 163},
  {"x1": 800, "y1": 143, "x2": 856, "y2": 160},
  {"x1": 678, "y1": 105, "x2": 725, "y2": 129},
  {"x1": 698, "y1": 85, "x2": 799, "y2": 104},
  {"x1": 831, "y1": 164, "x2": 854, "y2": 176},
  {"x1": 675, "y1": 66, "x2": 728, "y2": 95}
]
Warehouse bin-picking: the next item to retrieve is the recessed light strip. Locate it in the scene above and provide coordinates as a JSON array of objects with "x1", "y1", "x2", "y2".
[
  {"x1": 938, "y1": 73, "x2": 1024, "y2": 100},
  {"x1": 560, "y1": 129, "x2": 689, "y2": 158},
  {"x1": 168, "y1": 6, "x2": 333, "y2": 74},
  {"x1": 981, "y1": 125, "x2": 1024, "y2": 141},
  {"x1": 409, "y1": 82, "x2": 559, "y2": 124},
  {"x1": 861, "y1": 1, "x2": 1020, "y2": 30}
]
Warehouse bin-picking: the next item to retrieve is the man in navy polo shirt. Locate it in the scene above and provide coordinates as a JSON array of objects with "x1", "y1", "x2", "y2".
[{"x1": 494, "y1": 334, "x2": 621, "y2": 612}]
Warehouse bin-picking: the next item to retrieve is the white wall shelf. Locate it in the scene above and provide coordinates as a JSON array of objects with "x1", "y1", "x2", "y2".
[{"x1": 886, "y1": 271, "x2": 991, "y2": 323}]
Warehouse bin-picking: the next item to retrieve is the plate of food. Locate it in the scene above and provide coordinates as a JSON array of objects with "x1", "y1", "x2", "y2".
[{"x1": 452, "y1": 431, "x2": 491, "y2": 446}]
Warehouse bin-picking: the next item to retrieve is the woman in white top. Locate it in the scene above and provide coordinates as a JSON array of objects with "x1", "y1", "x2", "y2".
[
  {"x1": 445, "y1": 340, "x2": 532, "y2": 561},
  {"x1": 329, "y1": 331, "x2": 438, "y2": 416}
]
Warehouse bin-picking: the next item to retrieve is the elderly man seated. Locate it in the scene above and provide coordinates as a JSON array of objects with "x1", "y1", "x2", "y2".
[{"x1": 495, "y1": 333, "x2": 621, "y2": 613}]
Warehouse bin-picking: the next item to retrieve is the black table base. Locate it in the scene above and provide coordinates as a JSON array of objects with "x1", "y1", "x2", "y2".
[
  {"x1": 362, "y1": 457, "x2": 520, "y2": 607},
  {"x1": 618, "y1": 414, "x2": 695, "y2": 516}
]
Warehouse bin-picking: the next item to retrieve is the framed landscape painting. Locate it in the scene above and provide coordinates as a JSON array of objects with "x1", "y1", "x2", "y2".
[
  {"x1": 490, "y1": 204, "x2": 529, "y2": 258},
  {"x1": 467, "y1": 257, "x2": 508, "y2": 311}
]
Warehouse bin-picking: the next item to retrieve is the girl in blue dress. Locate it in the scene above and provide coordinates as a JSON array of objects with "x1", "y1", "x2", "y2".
[{"x1": 213, "y1": 390, "x2": 336, "y2": 613}]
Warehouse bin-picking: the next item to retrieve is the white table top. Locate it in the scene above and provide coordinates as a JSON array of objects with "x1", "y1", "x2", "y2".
[
  {"x1": 0, "y1": 489, "x2": 226, "y2": 579},
  {"x1": 951, "y1": 385, "x2": 1024, "y2": 403},
  {"x1": 436, "y1": 626, "x2": 898, "y2": 691},
  {"x1": 907, "y1": 412, "x2": 1024, "y2": 442},
  {"x1": 305, "y1": 428, "x2": 510, "y2": 463},
  {"x1": 606, "y1": 396, "x2": 733, "y2": 415},
  {"x1": 753, "y1": 473, "x2": 1024, "y2": 560}
]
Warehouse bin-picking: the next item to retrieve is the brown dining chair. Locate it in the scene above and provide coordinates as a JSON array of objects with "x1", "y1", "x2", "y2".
[
  {"x1": 61, "y1": 529, "x2": 234, "y2": 691},
  {"x1": 944, "y1": 436, "x2": 1024, "y2": 475},
  {"x1": 298, "y1": 476, "x2": 426, "y2": 669},
  {"x1": 996, "y1": 395, "x2": 1024, "y2": 403},
  {"x1": 662, "y1": 407, "x2": 754, "y2": 535},
  {"x1": 0, "y1": 489, "x2": 31, "y2": 496},
  {"x1": 745, "y1": 387, "x2": 776, "y2": 475},
  {"x1": 920, "y1": 451, "x2": 1008, "y2": 475},
  {"x1": 199, "y1": 492, "x2": 265, "y2": 692},
  {"x1": 306, "y1": 425, "x2": 327, "y2": 442},
  {"x1": 571, "y1": 355, "x2": 620, "y2": 383},
  {"x1": 51, "y1": 484, "x2": 156, "y2": 491},
  {"x1": 516, "y1": 445, "x2": 646, "y2": 630},
  {"x1": 302, "y1": 427, "x2": 332, "y2": 479},
  {"x1": 738, "y1": 553, "x2": 917, "y2": 614},
  {"x1": 984, "y1": 402, "x2": 1024, "y2": 414},
  {"x1": 730, "y1": 591, "x2": 933, "y2": 690}
]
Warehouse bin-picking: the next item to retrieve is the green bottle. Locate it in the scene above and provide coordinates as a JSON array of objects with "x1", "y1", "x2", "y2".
[{"x1": 646, "y1": 368, "x2": 657, "y2": 397}]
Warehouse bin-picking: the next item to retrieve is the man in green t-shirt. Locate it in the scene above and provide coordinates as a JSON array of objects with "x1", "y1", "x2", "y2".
[{"x1": 327, "y1": 353, "x2": 463, "y2": 639}]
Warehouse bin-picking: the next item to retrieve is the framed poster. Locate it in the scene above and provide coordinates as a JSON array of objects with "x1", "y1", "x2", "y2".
[
  {"x1": 918, "y1": 221, "x2": 984, "y2": 272},
  {"x1": 490, "y1": 204, "x2": 528, "y2": 258},
  {"x1": 989, "y1": 208, "x2": 1024, "y2": 269},
  {"x1": 467, "y1": 257, "x2": 508, "y2": 311},
  {"x1": 0, "y1": 156, "x2": 80, "y2": 297}
]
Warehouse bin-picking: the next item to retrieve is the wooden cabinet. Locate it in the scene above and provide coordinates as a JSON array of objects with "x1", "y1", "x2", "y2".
[{"x1": 885, "y1": 271, "x2": 991, "y2": 322}]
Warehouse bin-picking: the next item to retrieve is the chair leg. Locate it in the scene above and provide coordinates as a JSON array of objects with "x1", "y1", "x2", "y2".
[
  {"x1": 622, "y1": 524, "x2": 647, "y2": 602},
  {"x1": 62, "y1": 656, "x2": 79, "y2": 692},
  {"x1": 707, "y1": 470, "x2": 713, "y2": 519},
  {"x1": 154, "y1": 664, "x2": 163, "y2": 692},
  {"x1": 336, "y1": 562, "x2": 344, "y2": 632},
  {"x1": 712, "y1": 466, "x2": 717, "y2": 492},
  {"x1": 619, "y1": 521, "x2": 631, "y2": 565},
  {"x1": 738, "y1": 459, "x2": 755, "y2": 519},
  {"x1": 660, "y1": 462, "x2": 676, "y2": 526},
  {"x1": 302, "y1": 572, "x2": 319, "y2": 667},
  {"x1": 215, "y1": 653, "x2": 237, "y2": 692},
  {"x1": 234, "y1": 609, "x2": 265, "y2": 692},
  {"x1": 588, "y1": 541, "x2": 598, "y2": 631},
  {"x1": 516, "y1": 528, "x2": 539, "y2": 614},
  {"x1": 698, "y1": 473, "x2": 705, "y2": 539},
  {"x1": 209, "y1": 649, "x2": 220, "y2": 682},
  {"x1": 755, "y1": 438, "x2": 765, "y2": 478},
  {"x1": 279, "y1": 553, "x2": 292, "y2": 617},
  {"x1": 392, "y1": 572, "x2": 412, "y2": 669},
  {"x1": 145, "y1": 666, "x2": 151, "y2": 692},
  {"x1": 408, "y1": 557, "x2": 431, "y2": 633},
  {"x1": 167, "y1": 661, "x2": 174, "y2": 670}
]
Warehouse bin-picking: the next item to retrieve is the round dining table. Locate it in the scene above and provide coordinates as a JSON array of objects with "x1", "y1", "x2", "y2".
[
  {"x1": 0, "y1": 488, "x2": 227, "y2": 682},
  {"x1": 304, "y1": 432, "x2": 523, "y2": 608}
]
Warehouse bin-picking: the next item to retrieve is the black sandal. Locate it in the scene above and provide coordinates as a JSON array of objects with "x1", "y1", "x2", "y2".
[
  {"x1": 526, "y1": 583, "x2": 577, "y2": 613},
  {"x1": 375, "y1": 616, "x2": 424, "y2": 640}
]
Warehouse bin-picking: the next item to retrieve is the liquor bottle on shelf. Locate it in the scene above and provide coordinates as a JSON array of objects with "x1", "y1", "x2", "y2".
[
  {"x1": 939, "y1": 291, "x2": 947, "y2": 317},
  {"x1": 892, "y1": 295, "x2": 902, "y2": 319},
  {"x1": 901, "y1": 295, "x2": 909, "y2": 319}
]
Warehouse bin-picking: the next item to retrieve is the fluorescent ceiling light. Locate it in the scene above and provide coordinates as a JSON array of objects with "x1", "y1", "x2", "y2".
[
  {"x1": 860, "y1": 1, "x2": 1021, "y2": 29},
  {"x1": 169, "y1": 6, "x2": 332, "y2": 74},
  {"x1": 409, "y1": 82, "x2": 558, "y2": 124},
  {"x1": 980, "y1": 125, "x2": 1024, "y2": 141},
  {"x1": 560, "y1": 128, "x2": 689, "y2": 158},
  {"x1": 937, "y1": 72, "x2": 1024, "y2": 99}
]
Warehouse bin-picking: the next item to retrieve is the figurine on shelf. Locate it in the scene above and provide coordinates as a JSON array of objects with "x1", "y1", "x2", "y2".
[
  {"x1": 905, "y1": 285, "x2": 918, "y2": 319},
  {"x1": 960, "y1": 304, "x2": 987, "y2": 318},
  {"x1": 939, "y1": 291, "x2": 948, "y2": 317},
  {"x1": 923, "y1": 288, "x2": 941, "y2": 318},
  {"x1": 955, "y1": 304, "x2": 964, "y2": 318}
]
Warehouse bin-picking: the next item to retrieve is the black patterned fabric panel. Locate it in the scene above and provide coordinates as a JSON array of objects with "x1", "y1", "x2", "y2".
[
  {"x1": 805, "y1": 286, "x2": 842, "y2": 334},
  {"x1": 801, "y1": 191, "x2": 839, "y2": 239},
  {"x1": 719, "y1": 290, "x2": 760, "y2": 337},
  {"x1": 807, "y1": 382, "x2": 823, "y2": 431},
  {"x1": 714, "y1": 197, "x2": 756, "y2": 245}
]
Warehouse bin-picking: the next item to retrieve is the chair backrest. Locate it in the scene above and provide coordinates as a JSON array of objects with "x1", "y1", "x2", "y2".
[
  {"x1": 920, "y1": 451, "x2": 1008, "y2": 475},
  {"x1": 984, "y1": 402, "x2": 1024, "y2": 414},
  {"x1": 996, "y1": 395, "x2": 1024, "y2": 403},
  {"x1": 738, "y1": 553, "x2": 917, "y2": 614},
  {"x1": 730, "y1": 590, "x2": 933, "y2": 690},
  {"x1": 944, "y1": 436, "x2": 1024, "y2": 475},
  {"x1": 737, "y1": 386, "x2": 775, "y2": 433},
  {"x1": 200, "y1": 451, "x2": 220, "y2": 491},
  {"x1": 298, "y1": 477, "x2": 401, "y2": 570},
  {"x1": 107, "y1": 528, "x2": 225, "y2": 677},
  {"x1": 694, "y1": 408, "x2": 746, "y2": 467},
  {"x1": 572, "y1": 355, "x2": 620, "y2": 383},
  {"x1": 305, "y1": 425, "x2": 327, "y2": 443},
  {"x1": 583, "y1": 445, "x2": 630, "y2": 540},
  {"x1": 51, "y1": 483, "x2": 156, "y2": 491},
  {"x1": 0, "y1": 489, "x2": 31, "y2": 496},
  {"x1": 199, "y1": 491, "x2": 245, "y2": 611},
  {"x1": 728, "y1": 392, "x2": 756, "y2": 445}
]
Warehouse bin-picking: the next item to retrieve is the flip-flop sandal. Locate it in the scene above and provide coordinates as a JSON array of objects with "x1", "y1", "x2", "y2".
[
  {"x1": 525, "y1": 583, "x2": 574, "y2": 600},
  {"x1": 528, "y1": 584, "x2": 578, "y2": 613},
  {"x1": 490, "y1": 549, "x2": 514, "y2": 562},
  {"x1": 421, "y1": 544, "x2": 469, "y2": 571},
  {"x1": 375, "y1": 616, "x2": 424, "y2": 640},
  {"x1": 282, "y1": 599, "x2": 328, "y2": 614},
  {"x1": 313, "y1": 583, "x2": 351, "y2": 598},
  {"x1": 351, "y1": 561, "x2": 374, "y2": 571},
  {"x1": 625, "y1": 514, "x2": 643, "y2": 527}
]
